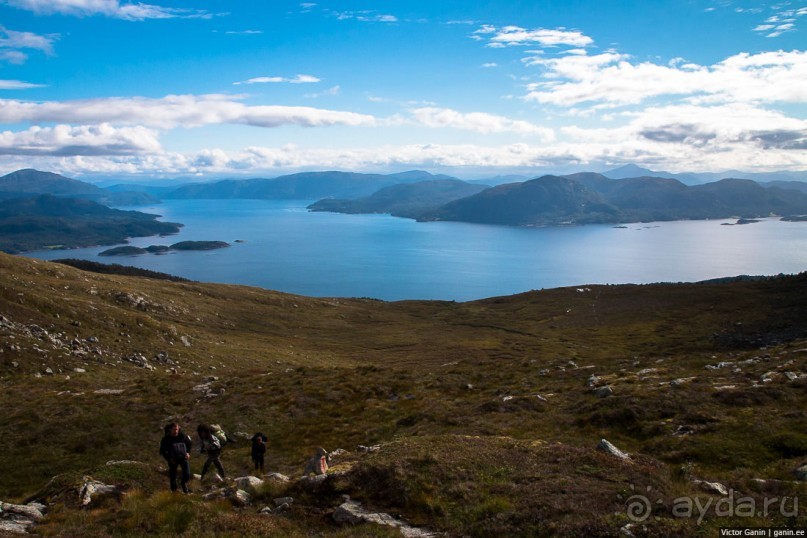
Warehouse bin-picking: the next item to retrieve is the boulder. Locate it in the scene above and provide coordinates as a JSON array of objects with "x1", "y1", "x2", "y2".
[
  {"x1": 597, "y1": 439, "x2": 630, "y2": 461},
  {"x1": 0, "y1": 500, "x2": 45, "y2": 535},
  {"x1": 297, "y1": 474, "x2": 328, "y2": 492},
  {"x1": 594, "y1": 386, "x2": 613, "y2": 399},
  {"x1": 228, "y1": 489, "x2": 251, "y2": 507},
  {"x1": 333, "y1": 499, "x2": 437, "y2": 537},
  {"x1": 694, "y1": 480, "x2": 728, "y2": 496},
  {"x1": 264, "y1": 472, "x2": 290, "y2": 483},
  {"x1": 78, "y1": 477, "x2": 122, "y2": 507},
  {"x1": 234, "y1": 476, "x2": 263, "y2": 491}
]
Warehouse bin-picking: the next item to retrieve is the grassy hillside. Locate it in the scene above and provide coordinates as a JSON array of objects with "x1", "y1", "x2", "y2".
[{"x1": 1, "y1": 252, "x2": 806, "y2": 536}]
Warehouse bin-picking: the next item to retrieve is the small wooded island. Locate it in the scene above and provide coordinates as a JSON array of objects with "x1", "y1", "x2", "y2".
[{"x1": 99, "y1": 241, "x2": 230, "y2": 256}]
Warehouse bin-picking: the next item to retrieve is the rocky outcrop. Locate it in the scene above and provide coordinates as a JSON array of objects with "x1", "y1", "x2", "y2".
[
  {"x1": 0, "y1": 500, "x2": 46, "y2": 534},
  {"x1": 597, "y1": 439, "x2": 631, "y2": 461},
  {"x1": 333, "y1": 498, "x2": 438, "y2": 537},
  {"x1": 78, "y1": 477, "x2": 123, "y2": 508}
]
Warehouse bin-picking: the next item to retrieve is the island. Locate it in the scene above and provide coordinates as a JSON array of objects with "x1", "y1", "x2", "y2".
[{"x1": 99, "y1": 240, "x2": 230, "y2": 256}]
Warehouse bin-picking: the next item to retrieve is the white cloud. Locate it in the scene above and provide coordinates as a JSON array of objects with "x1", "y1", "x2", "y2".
[
  {"x1": 0, "y1": 123, "x2": 161, "y2": 155},
  {"x1": 305, "y1": 85, "x2": 341, "y2": 98},
  {"x1": 3, "y1": 0, "x2": 211, "y2": 20},
  {"x1": 0, "y1": 78, "x2": 45, "y2": 89},
  {"x1": 8, "y1": 117, "x2": 807, "y2": 178},
  {"x1": 474, "y1": 25, "x2": 593, "y2": 48},
  {"x1": 0, "y1": 26, "x2": 58, "y2": 63},
  {"x1": 0, "y1": 94, "x2": 376, "y2": 129},
  {"x1": 410, "y1": 107, "x2": 555, "y2": 139},
  {"x1": 481, "y1": 62, "x2": 498, "y2": 68},
  {"x1": 523, "y1": 49, "x2": 807, "y2": 107},
  {"x1": 0, "y1": 26, "x2": 57, "y2": 54},
  {"x1": 0, "y1": 51, "x2": 28, "y2": 64},
  {"x1": 225, "y1": 30, "x2": 263, "y2": 35},
  {"x1": 744, "y1": 3, "x2": 807, "y2": 36},
  {"x1": 234, "y1": 74, "x2": 321, "y2": 85},
  {"x1": 332, "y1": 10, "x2": 398, "y2": 23}
]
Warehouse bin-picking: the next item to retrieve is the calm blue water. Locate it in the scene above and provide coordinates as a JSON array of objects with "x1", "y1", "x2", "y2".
[{"x1": 26, "y1": 199, "x2": 807, "y2": 301}]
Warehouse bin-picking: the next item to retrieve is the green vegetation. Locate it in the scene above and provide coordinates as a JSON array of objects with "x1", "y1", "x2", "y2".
[
  {"x1": 0, "y1": 195, "x2": 181, "y2": 253},
  {"x1": 1, "y1": 252, "x2": 806, "y2": 535},
  {"x1": 98, "y1": 242, "x2": 229, "y2": 256},
  {"x1": 312, "y1": 174, "x2": 807, "y2": 226}
]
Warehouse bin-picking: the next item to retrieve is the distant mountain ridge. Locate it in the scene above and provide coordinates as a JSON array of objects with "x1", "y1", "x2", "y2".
[
  {"x1": 308, "y1": 179, "x2": 488, "y2": 218},
  {"x1": 0, "y1": 169, "x2": 157, "y2": 206},
  {"x1": 311, "y1": 172, "x2": 807, "y2": 226},
  {"x1": 421, "y1": 176, "x2": 620, "y2": 226},
  {"x1": 603, "y1": 164, "x2": 807, "y2": 186},
  {"x1": 425, "y1": 174, "x2": 807, "y2": 226},
  {"x1": 165, "y1": 170, "x2": 455, "y2": 200}
]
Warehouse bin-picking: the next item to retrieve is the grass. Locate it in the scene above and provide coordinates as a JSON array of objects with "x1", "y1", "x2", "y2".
[{"x1": 1, "y1": 252, "x2": 807, "y2": 535}]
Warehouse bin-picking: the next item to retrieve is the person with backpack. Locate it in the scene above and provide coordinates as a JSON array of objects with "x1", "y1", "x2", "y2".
[
  {"x1": 159, "y1": 422, "x2": 193, "y2": 493},
  {"x1": 251, "y1": 433, "x2": 267, "y2": 475},
  {"x1": 197, "y1": 424, "x2": 226, "y2": 480}
]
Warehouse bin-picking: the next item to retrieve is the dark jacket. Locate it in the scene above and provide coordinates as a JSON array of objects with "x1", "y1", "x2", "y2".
[
  {"x1": 160, "y1": 431, "x2": 193, "y2": 463},
  {"x1": 251, "y1": 434, "x2": 267, "y2": 459}
]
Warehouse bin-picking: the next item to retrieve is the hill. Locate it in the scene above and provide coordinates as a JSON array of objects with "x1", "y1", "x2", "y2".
[
  {"x1": 0, "y1": 253, "x2": 806, "y2": 535},
  {"x1": 423, "y1": 175, "x2": 621, "y2": 225},
  {"x1": 0, "y1": 195, "x2": 182, "y2": 253},
  {"x1": 419, "y1": 175, "x2": 807, "y2": 226},
  {"x1": 0, "y1": 169, "x2": 158, "y2": 206},
  {"x1": 165, "y1": 170, "x2": 452, "y2": 200},
  {"x1": 307, "y1": 178, "x2": 488, "y2": 218}
]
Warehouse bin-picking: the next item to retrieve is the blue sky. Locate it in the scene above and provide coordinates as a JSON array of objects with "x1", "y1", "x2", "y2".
[{"x1": 0, "y1": 0, "x2": 805, "y2": 179}]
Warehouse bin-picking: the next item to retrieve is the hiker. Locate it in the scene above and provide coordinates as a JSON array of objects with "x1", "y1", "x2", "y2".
[
  {"x1": 303, "y1": 447, "x2": 330, "y2": 476},
  {"x1": 251, "y1": 433, "x2": 267, "y2": 475},
  {"x1": 197, "y1": 424, "x2": 226, "y2": 480},
  {"x1": 159, "y1": 422, "x2": 193, "y2": 493}
]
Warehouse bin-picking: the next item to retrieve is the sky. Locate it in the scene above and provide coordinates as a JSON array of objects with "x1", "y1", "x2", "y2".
[{"x1": 0, "y1": 0, "x2": 805, "y2": 180}]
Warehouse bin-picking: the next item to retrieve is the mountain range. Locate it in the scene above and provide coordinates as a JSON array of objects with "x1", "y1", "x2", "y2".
[
  {"x1": 307, "y1": 179, "x2": 488, "y2": 219},
  {"x1": 313, "y1": 173, "x2": 807, "y2": 226},
  {"x1": 2, "y1": 167, "x2": 807, "y2": 253},
  {"x1": 0, "y1": 169, "x2": 157, "y2": 206},
  {"x1": 163, "y1": 170, "x2": 454, "y2": 200}
]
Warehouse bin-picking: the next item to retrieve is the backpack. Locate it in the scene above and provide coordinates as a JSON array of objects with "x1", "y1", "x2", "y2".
[{"x1": 209, "y1": 424, "x2": 230, "y2": 447}]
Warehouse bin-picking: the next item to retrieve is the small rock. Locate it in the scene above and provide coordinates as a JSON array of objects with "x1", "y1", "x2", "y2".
[
  {"x1": 273, "y1": 496, "x2": 294, "y2": 507},
  {"x1": 694, "y1": 480, "x2": 728, "y2": 496},
  {"x1": 594, "y1": 385, "x2": 613, "y2": 399},
  {"x1": 78, "y1": 477, "x2": 122, "y2": 507},
  {"x1": 297, "y1": 474, "x2": 328, "y2": 491},
  {"x1": 264, "y1": 472, "x2": 290, "y2": 483},
  {"x1": 794, "y1": 465, "x2": 807, "y2": 481},
  {"x1": 597, "y1": 439, "x2": 630, "y2": 461},
  {"x1": 228, "y1": 489, "x2": 251, "y2": 506},
  {"x1": 234, "y1": 476, "x2": 264, "y2": 490}
]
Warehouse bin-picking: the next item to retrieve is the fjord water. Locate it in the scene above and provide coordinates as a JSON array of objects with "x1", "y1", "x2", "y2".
[{"x1": 28, "y1": 199, "x2": 807, "y2": 302}]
